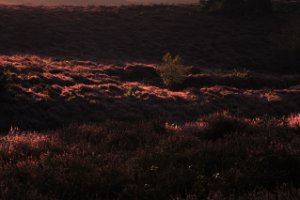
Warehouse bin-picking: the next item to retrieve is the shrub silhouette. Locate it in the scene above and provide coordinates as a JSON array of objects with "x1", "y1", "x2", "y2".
[
  {"x1": 157, "y1": 53, "x2": 189, "y2": 89},
  {"x1": 271, "y1": 13, "x2": 300, "y2": 70},
  {"x1": 200, "y1": 113, "x2": 246, "y2": 140},
  {"x1": 204, "y1": 0, "x2": 272, "y2": 15},
  {"x1": 273, "y1": 17, "x2": 300, "y2": 53},
  {"x1": 245, "y1": 0, "x2": 272, "y2": 14},
  {"x1": 0, "y1": 68, "x2": 8, "y2": 93},
  {"x1": 204, "y1": 0, "x2": 244, "y2": 14}
]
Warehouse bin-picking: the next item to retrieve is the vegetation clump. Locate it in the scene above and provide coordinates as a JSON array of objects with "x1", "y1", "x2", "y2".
[{"x1": 157, "y1": 53, "x2": 189, "y2": 89}]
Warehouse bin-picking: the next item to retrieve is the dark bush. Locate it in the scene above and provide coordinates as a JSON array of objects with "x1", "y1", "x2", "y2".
[
  {"x1": 0, "y1": 68, "x2": 8, "y2": 93},
  {"x1": 204, "y1": 0, "x2": 244, "y2": 14},
  {"x1": 204, "y1": 0, "x2": 273, "y2": 16},
  {"x1": 200, "y1": 113, "x2": 246, "y2": 140},
  {"x1": 245, "y1": 0, "x2": 273, "y2": 14},
  {"x1": 270, "y1": 12, "x2": 300, "y2": 72}
]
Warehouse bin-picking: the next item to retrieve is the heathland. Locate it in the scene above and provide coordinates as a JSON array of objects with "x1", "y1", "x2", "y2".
[{"x1": 0, "y1": 2, "x2": 299, "y2": 199}]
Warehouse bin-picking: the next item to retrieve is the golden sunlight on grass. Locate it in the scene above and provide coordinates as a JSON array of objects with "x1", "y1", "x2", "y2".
[
  {"x1": 1, "y1": 54, "x2": 300, "y2": 131},
  {"x1": 288, "y1": 113, "x2": 300, "y2": 128}
]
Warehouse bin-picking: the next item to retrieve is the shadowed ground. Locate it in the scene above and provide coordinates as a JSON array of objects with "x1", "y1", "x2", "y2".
[{"x1": 0, "y1": 4, "x2": 299, "y2": 73}]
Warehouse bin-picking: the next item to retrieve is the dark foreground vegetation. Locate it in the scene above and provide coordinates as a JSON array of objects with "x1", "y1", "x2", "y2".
[
  {"x1": 0, "y1": 1, "x2": 300, "y2": 199},
  {"x1": 1, "y1": 115, "x2": 299, "y2": 199}
]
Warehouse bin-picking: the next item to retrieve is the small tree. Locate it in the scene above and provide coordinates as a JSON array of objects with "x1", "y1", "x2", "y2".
[{"x1": 157, "y1": 53, "x2": 188, "y2": 89}]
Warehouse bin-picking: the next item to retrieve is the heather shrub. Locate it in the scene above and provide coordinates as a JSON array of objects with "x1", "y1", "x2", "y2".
[{"x1": 157, "y1": 53, "x2": 189, "y2": 89}]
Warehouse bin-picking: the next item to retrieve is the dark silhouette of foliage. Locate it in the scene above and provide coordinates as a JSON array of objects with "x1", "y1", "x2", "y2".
[
  {"x1": 204, "y1": 0, "x2": 273, "y2": 16},
  {"x1": 0, "y1": 118, "x2": 299, "y2": 199},
  {"x1": 0, "y1": 68, "x2": 8, "y2": 93},
  {"x1": 271, "y1": 12, "x2": 300, "y2": 71}
]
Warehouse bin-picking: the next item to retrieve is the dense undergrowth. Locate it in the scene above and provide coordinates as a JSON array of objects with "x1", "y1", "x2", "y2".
[{"x1": 0, "y1": 114, "x2": 299, "y2": 199}]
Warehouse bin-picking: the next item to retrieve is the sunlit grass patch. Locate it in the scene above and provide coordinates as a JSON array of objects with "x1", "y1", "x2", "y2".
[
  {"x1": 0, "y1": 128, "x2": 61, "y2": 159},
  {"x1": 288, "y1": 113, "x2": 300, "y2": 128}
]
